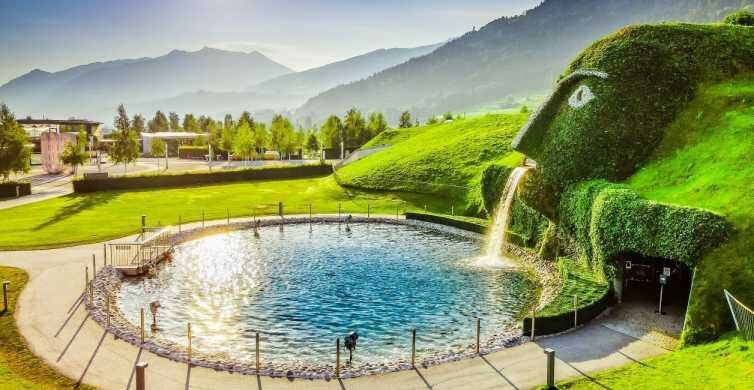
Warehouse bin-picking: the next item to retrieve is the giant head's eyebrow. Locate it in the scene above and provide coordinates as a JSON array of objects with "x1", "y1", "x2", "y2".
[{"x1": 512, "y1": 69, "x2": 609, "y2": 150}]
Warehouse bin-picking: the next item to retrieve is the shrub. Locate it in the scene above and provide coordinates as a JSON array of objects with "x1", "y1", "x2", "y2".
[
  {"x1": 0, "y1": 181, "x2": 31, "y2": 198},
  {"x1": 178, "y1": 145, "x2": 207, "y2": 160},
  {"x1": 724, "y1": 10, "x2": 754, "y2": 26},
  {"x1": 73, "y1": 163, "x2": 332, "y2": 193}
]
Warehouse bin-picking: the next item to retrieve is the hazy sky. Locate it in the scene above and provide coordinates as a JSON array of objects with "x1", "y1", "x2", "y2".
[{"x1": 0, "y1": 0, "x2": 540, "y2": 84}]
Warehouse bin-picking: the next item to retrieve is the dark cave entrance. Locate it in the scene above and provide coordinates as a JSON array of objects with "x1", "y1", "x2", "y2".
[{"x1": 612, "y1": 252, "x2": 693, "y2": 317}]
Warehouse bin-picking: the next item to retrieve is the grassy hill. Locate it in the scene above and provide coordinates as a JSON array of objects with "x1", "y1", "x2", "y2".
[
  {"x1": 335, "y1": 113, "x2": 528, "y2": 214},
  {"x1": 627, "y1": 75, "x2": 754, "y2": 343}
]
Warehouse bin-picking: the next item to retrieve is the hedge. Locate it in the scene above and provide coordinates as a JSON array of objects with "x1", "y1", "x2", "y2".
[
  {"x1": 73, "y1": 164, "x2": 332, "y2": 193},
  {"x1": 522, "y1": 289, "x2": 612, "y2": 336},
  {"x1": 178, "y1": 146, "x2": 208, "y2": 160},
  {"x1": 405, "y1": 212, "x2": 486, "y2": 234},
  {"x1": 0, "y1": 181, "x2": 31, "y2": 198}
]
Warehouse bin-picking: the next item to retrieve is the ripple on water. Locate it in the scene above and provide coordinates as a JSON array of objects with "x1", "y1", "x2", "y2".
[{"x1": 117, "y1": 222, "x2": 533, "y2": 369}]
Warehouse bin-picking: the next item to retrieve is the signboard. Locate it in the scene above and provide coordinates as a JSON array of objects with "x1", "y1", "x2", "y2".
[
  {"x1": 663, "y1": 267, "x2": 672, "y2": 276},
  {"x1": 625, "y1": 261, "x2": 632, "y2": 269}
]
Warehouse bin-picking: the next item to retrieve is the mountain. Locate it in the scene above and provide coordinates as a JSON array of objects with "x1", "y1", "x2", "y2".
[
  {"x1": 251, "y1": 44, "x2": 441, "y2": 107},
  {"x1": 296, "y1": 0, "x2": 754, "y2": 123},
  {"x1": 0, "y1": 47, "x2": 292, "y2": 120},
  {"x1": 90, "y1": 44, "x2": 442, "y2": 122}
]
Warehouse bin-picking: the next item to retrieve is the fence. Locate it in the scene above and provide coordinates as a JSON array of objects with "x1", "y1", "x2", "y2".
[
  {"x1": 107, "y1": 227, "x2": 174, "y2": 270},
  {"x1": 724, "y1": 289, "x2": 754, "y2": 340}
]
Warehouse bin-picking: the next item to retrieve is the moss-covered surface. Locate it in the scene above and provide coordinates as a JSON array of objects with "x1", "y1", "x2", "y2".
[
  {"x1": 512, "y1": 22, "x2": 754, "y2": 343},
  {"x1": 0, "y1": 266, "x2": 96, "y2": 389},
  {"x1": 544, "y1": 332, "x2": 754, "y2": 389}
]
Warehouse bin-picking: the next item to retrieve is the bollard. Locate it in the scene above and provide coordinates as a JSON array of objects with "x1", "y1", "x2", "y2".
[
  {"x1": 135, "y1": 362, "x2": 148, "y2": 390},
  {"x1": 451, "y1": 204, "x2": 455, "y2": 216},
  {"x1": 227, "y1": 208, "x2": 230, "y2": 225},
  {"x1": 336, "y1": 338, "x2": 341, "y2": 378},
  {"x1": 544, "y1": 348, "x2": 555, "y2": 388},
  {"x1": 2, "y1": 281, "x2": 9, "y2": 313},
  {"x1": 531, "y1": 308, "x2": 537, "y2": 341},
  {"x1": 367, "y1": 203, "x2": 370, "y2": 218},
  {"x1": 573, "y1": 295, "x2": 579, "y2": 328},
  {"x1": 103, "y1": 244, "x2": 107, "y2": 266},
  {"x1": 178, "y1": 215, "x2": 182, "y2": 233},
  {"x1": 255, "y1": 332, "x2": 261, "y2": 373},
  {"x1": 141, "y1": 215, "x2": 146, "y2": 233},
  {"x1": 92, "y1": 254, "x2": 96, "y2": 275},
  {"x1": 140, "y1": 308, "x2": 145, "y2": 344},
  {"x1": 411, "y1": 329, "x2": 416, "y2": 367},
  {"x1": 202, "y1": 211, "x2": 205, "y2": 228},
  {"x1": 476, "y1": 318, "x2": 481, "y2": 354},
  {"x1": 187, "y1": 323, "x2": 192, "y2": 365},
  {"x1": 396, "y1": 204, "x2": 399, "y2": 219},
  {"x1": 278, "y1": 201, "x2": 284, "y2": 217}
]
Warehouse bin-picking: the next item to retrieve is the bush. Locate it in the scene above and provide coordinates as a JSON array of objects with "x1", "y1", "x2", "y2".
[
  {"x1": 0, "y1": 181, "x2": 31, "y2": 198},
  {"x1": 724, "y1": 10, "x2": 754, "y2": 26},
  {"x1": 73, "y1": 164, "x2": 332, "y2": 193},
  {"x1": 178, "y1": 146, "x2": 207, "y2": 160}
]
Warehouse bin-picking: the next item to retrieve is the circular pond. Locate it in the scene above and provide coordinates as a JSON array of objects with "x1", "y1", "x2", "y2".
[{"x1": 117, "y1": 222, "x2": 533, "y2": 375}]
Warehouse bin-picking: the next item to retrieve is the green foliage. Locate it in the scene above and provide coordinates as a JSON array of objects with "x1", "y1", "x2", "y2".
[
  {"x1": 519, "y1": 105, "x2": 529, "y2": 113},
  {"x1": 60, "y1": 131, "x2": 89, "y2": 175},
  {"x1": 131, "y1": 114, "x2": 146, "y2": 134},
  {"x1": 320, "y1": 115, "x2": 343, "y2": 149},
  {"x1": 110, "y1": 104, "x2": 140, "y2": 172},
  {"x1": 305, "y1": 132, "x2": 319, "y2": 153},
  {"x1": 147, "y1": 110, "x2": 169, "y2": 132},
  {"x1": 367, "y1": 112, "x2": 388, "y2": 138},
  {"x1": 398, "y1": 111, "x2": 412, "y2": 128},
  {"x1": 724, "y1": 9, "x2": 754, "y2": 25},
  {"x1": 233, "y1": 121, "x2": 256, "y2": 160},
  {"x1": 150, "y1": 138, "x2": 166, "y2": 157},
  {"x1": 168, "y1": 111, "x2": 181, "y2": 131},
  {"x1": 539, "y1": 257, "x2": 609, "y2": 317},
  {"x1": 182, "y1": 113, "x2": 200, "y2": 132},
  {"x1": 549, "y1": 332, "x2": 754, "y2": 389},
  {"x1": 269, "y1": 114, "x2": 296, "y2": 156},
  {"x1": 0, "y1": 104, "x2": 30, "y2": 181}
]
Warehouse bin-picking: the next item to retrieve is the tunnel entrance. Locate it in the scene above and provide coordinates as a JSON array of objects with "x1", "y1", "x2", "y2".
[{"x1": 602, "y1": 252, "x2": 693, "y2": 349}]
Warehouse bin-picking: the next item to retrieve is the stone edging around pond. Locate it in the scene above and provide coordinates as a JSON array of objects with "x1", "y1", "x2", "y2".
[{"x1": 84, "y1": 216, "x2": 558, "y2": 379}]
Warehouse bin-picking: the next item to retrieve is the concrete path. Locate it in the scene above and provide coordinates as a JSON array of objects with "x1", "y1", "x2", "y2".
[{"x1": 0, "y1": 218, "x2": 671, "y2": 389}]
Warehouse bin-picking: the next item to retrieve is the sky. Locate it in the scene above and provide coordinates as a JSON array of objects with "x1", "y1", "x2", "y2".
[{"x1": 0, "y1": 0, "x2": 540, "y2": 84}]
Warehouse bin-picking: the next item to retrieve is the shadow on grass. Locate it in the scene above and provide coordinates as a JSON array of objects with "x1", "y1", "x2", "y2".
[{"x1": 33, "y1": 192, "x2": 118, "y2": 231}]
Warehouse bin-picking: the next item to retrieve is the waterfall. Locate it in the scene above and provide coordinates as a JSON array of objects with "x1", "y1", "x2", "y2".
[{"x1": 475, "y1": 166, "x2": 531, "y2": 267}]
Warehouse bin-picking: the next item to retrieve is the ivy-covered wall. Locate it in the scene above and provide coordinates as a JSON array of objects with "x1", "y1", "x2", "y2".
[{"x1": 510, "y1": 22, "x2": 754, "y2": 343}]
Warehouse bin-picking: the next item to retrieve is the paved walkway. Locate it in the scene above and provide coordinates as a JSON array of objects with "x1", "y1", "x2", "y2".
[{"x1": 0, "y1": 218, "x2": 671, "y2": 389}]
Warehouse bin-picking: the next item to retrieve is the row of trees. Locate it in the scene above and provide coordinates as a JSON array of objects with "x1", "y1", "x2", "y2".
[{"x1": 0, "y1": 103, "x2": 30, "y2": 181}]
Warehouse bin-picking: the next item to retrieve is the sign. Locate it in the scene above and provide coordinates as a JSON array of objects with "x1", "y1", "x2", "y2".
[
  {"x1": 663, "y1": 267, "x2": 671, "y2": 276},
  {"x1": 625, "y1": 261, "x2": 632, "y2": 269},
  {"x1": 659, "y1": 274, "x2": 668, "y2": 285}
]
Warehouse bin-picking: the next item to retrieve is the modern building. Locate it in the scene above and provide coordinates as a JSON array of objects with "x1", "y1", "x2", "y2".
[
  {"x1": 17, "y1": 118, "x2": 102, "y2": 173},
  {"x1": 141, "y1": 132, "x2": 207, "y2": 156}
]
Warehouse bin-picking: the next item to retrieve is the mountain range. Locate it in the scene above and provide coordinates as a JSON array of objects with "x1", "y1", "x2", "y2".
[
  {"x1": 2, "y1": 0, "x2": 753, "y2": 126},
  {"x1": 296, "y1": 0, "x2": 754, "y2": 123}
]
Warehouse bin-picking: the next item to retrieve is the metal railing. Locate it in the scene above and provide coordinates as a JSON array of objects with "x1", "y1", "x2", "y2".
[
  {"x1": 107, "y1": 227, "x2": 174, "y2": 269},
  {"x1": 725, "y1": 289, "x2": 754, "y2": 340}
]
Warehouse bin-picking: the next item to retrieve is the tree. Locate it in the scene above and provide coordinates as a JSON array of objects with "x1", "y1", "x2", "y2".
[
  {"x1": 182, "y1": 114, "x2": 200, "y2": 132},
  {"x1": 0, "y1": 104, "x2": 31, "y2": 181},
  {"x1": 168, "y1": 112, "x2": 181, "y2": 131},
  {"x1": 368, "y1": 112, "x2": 388, "y2": 138},
  {"x1": 220, "y1": 126, "x2": 235, "y2": 153},
  {"x1": 253, "y1": 122, "x2": 268, "y2": 154},
  {"x1": 320, "y1": 115, "x2": 343, "y2": 149},
  {"x1": 233, "y1": 121, "x2": 256, "y2": 164},
  {"x1": 443, "y1": 112, "x2": 454, "y2": 121},
  {"x1": 148, "y1": 111, "x2": 169, "y2": 132},
  {"x1": 60, "y1": 131, "x2": 88, "y2": 176},
  {"x1": 427, "y1": 115, "x2": 439, "y2": 125},
  {"x1": 150, "y1": 137, "x2": 166, "y2": 158},
  {"x1": 223, "y1": 114, "x2": 235, "y2": 130},
  {"x1": 399, "y1": 111, "x2": 413, "y2": 128},
  {"x1": 305, "y1": 132, "x2": 319, "y2": 154},
  {"x1": 343, "y1": 108, "x2": 366, "y2": 147},
  {"x1": 110, "y1": 104, "x2": 140, "y2": 173},
  {"x1": 132, "y1": 114, "x2": 146, "y2": 134},
  {"x1": 520, "y1": 105, "x2": 529, "y2": 114},
  {"x1": 270, "y1": 114, "x2": 295, "y2": 157}
]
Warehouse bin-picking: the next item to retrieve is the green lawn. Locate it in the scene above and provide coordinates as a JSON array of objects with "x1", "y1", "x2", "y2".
[
  {"x1": 547, "y1": 332, "x2": 754, "y2": 389},
  {"x1": 336, "y1": 113, "x2": 528, "y2": 214},
  {"x1": 0, "y1": 266, "x2": 96, "y2": 389},
  {"x1": 0, "y1": 175, "x2": 448, "y2": 250},
  {"x1": 539, "y1": 257, "x2": 609, "y2": 317}
]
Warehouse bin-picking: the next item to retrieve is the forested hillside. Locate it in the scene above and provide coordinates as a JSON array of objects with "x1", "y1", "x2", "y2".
[{"x1": 297, "y1": 0, "x2": 754, "y2": 123}]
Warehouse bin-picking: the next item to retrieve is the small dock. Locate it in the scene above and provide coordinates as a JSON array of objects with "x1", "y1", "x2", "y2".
[{"x1": 107, "y1": 227, "x2": 174, "y2": 276}]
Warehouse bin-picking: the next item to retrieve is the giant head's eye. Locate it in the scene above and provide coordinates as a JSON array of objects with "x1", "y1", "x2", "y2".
[{"x1": 568, "y1": 85, "x2": 595, "y2": 108}]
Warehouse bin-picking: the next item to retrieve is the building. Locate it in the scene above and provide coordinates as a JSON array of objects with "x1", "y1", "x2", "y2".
[
  {"x1": 17, "y1": 118, "x2": 102, "y2": 152},
  {"x1": 141, "y1": 132, "x2": 207, "y2": 156}
]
